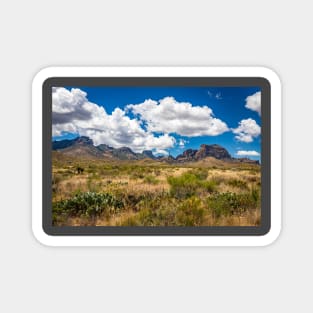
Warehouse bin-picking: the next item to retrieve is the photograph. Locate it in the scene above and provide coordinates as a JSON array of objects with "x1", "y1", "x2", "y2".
[{"x1": 51, "y1": 85, "x2": 262, "y2": 227}]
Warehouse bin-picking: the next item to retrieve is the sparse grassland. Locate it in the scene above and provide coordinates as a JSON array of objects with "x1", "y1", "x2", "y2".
[{"x1": 52, "y1": 153, "x2": 261, "y2": 226}]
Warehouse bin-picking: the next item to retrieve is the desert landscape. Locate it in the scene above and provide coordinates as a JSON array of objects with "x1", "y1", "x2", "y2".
[{"x1": 52, "y1": 137, "x2": 261, "y2": 227}]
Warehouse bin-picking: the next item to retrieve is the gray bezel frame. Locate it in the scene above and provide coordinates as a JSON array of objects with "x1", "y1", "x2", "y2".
[{"x1": 43, "y1": 77, "x2": 270, "y2": 236}]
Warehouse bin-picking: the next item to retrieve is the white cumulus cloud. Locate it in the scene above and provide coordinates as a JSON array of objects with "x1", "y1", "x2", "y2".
[
  {"x1": 126, "y1": 96, "x2": 229, "y2": 137},
  {"x1": 236, "y1": 150, "x2": 260, "y2": 156},
  {"x1": 245, "y1": 91, "x2": 261, "y2": 115},
  {"x1": 232, "y1": 118, "x2": 261, "y2": 143},
  {"x1": 154, "y1": 149, "x2": 169, "y2": 156},
  {"x1": 52, "y1": 87, "x2": 176, "y2": 153},
  {"x1": 178, "y1": 139, "x2": 188, "y2": 148}
]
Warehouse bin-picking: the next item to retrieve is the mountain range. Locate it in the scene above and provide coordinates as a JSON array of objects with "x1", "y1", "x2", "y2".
[{"x1": 52, "y1": 136, "x2": 259, "y2": 164}]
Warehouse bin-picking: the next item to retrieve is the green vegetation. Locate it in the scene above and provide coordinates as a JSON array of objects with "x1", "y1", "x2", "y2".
[
  {"x1": 167, "y1": 170, "x2": 216, "y2": 198},
  {"x1": 52, "y1": 192, "x2": 124, "y2": 225},
  {"x1": 120, "y1": 196, "x2": 205, "y2": 226},
  {"x1": 52, "y1": 155, "x2": 261, "y2": 226},
  {"x1": 206, "y1": 190, "x2": 259, "y2": 218},
  {"x1": 143, "y1": 175, "x2": 159, "y2": 185},
  {"x1": 226, "y1": 179, "x2": 248, "y2": 190},
  {"x1": 175, "y1": 197, "x2": 205, "y2": 226}
]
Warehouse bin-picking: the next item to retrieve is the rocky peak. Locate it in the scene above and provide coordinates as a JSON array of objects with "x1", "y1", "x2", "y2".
[
  {"x1": 116, "y1": 147, "x2": 134, "y2": 154},
  {"x1": 112, "y1": 146, "x2": 138, "y2": 160},
  {"x1": 195, "y1": 144, "x2": 231, "y2": 160},
  {"x1": 237, "y1": 158, "x2": 260, "y2": 165},
  {"x1": 76, "y1": 136, "x2": 93, "y2": 145},
  {"x1": 52, "y1": 136, "x2": 258, "y2": 165},
  {"x1": 176, "y1": 149, "x2": 197, "y2": 162},
  {"x1": 158, "y1": 155, "x2": 176, "y2": 163},
  {"x1": 52, "y1": 136, "x2": 93, "y2": 150},
  {"x1": 182, "y1": 149, "x2": 198, "y2": 158},
  {"x1": 97, "y1": 143, "x2": 114, "y2": 152},
  {"x1": 142, "y1": 150, "x2": 155, "y2": 158}
]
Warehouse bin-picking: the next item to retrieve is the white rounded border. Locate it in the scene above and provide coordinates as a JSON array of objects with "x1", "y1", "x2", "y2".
[{"x1": 32, "y1": 66, "x2": 281, "y2": 246}]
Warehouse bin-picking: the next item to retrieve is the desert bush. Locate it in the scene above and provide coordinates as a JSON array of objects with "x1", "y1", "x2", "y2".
[
  {"x1": 98, "y1": 165, "x2": 119, "y2": 177},
  {"x1": 52, "y1": 192, "x2": 124, "y2": 224},
  {"x1": 76, "y1": 166, "x2": 84, "y2": 174},
  {"x1": 143, "y1": 175, "x2": 159, "y2": 185},
  {"x1": 175, "y1": 197, "x2": 205, "y2": 226},
  {"x1": 167, "y1": 172, "x2": 216, "y2": 198},
  {"x1": 89, "y1": 172, "x2": 101, "y2": 180},
  {"x1": 206, "y1": 191, "x2": 258, "y2": 218},
  {"x1": 130, "y1": 196, "x2": 205, "y2": 226},
  {"x1": 226, "y1": 179, "x2": 248, "y2": 190},
  {"x1": 188, "y1": 168, "x2": 208, "y2": 180},
  {"x1": 153, "y1": 169, "x2": 161, "y2": 176},
  {"x1": 137, "y1": 208, "x2": 159, "y2": 226},
  {"x1": 250, "y1": 186, "x2": 260, "y2": 203},
  {"x1": 52, "y1": 205, "x2": 68, "y2": 225},
  {"x1": 52, "y1": 174, "x2": 62, "y2": 193},
  {"x1": 245, "y1": 175, "x2": 258, "y2": 183},
  {"x1": 127, "y1": 166, "x2": 153, "y2": 178},
  {"x1": 130, "y1": 170, "x2": 145, "y2": 179},
  {"x1": 87, "y1": 164, "x2": 96, "y2": 172},
  {"x1": 109, "y1": 191, "x2": 146, "y2": 211},
  {"x1": 202, "y1": 180, "x2": 218, "y2": 193},
  {"x1": 121, "y1": 193, "x2": 178, "y2": 226}
]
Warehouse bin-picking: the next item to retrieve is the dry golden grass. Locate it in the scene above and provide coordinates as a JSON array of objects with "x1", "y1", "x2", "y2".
[
  {"x1": 52, "y1": 155, "x2": 261, "y2": 227},
  {"x1": 63, "y1": 207, "x2": 260, "y2": 227}
]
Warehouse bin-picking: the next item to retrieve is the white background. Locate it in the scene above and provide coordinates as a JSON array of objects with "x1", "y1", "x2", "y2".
[{"x1": 0, "y1": 1, "x2": 311, "y2": 312}]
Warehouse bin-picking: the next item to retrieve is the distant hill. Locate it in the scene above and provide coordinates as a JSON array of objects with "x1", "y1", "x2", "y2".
[
  {"x1": 52, "y1": 136, "x2": 154, "y2": 160},
  {"x1": 52, "y1": 136, "x2": 259, "y2": 164},
  {"x1": 176, "y1": 144, "x2": 231, "y2": 162}
]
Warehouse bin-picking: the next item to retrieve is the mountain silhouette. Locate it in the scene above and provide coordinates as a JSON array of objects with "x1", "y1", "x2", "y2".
[{"x1": 52, "y1": 136, "x2": 259, "y2": 164}]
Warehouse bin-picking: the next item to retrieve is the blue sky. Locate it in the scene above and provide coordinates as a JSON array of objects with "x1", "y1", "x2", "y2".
[{"x1": 52, "y1": 86, "x2": 261, "y2": 160}]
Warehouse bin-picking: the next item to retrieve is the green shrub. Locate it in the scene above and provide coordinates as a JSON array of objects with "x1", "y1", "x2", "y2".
[
  {"x1": 251, "y1": 187, "x2": 260, "y2": 203},
  {"x1": 202, "y1": 180, "x2": 217, "y2": 193},
  {"x1": 226, "y1": 179, "x2": 248, "y2": 190},
  {"x1": 123, "y1": 194, "x2": 178, "y2": 226},
  {"x1": 130, "y1": 168, "x2": 146, "y2": 179},
  {"x1": 52, "y1": 192, "x2": 124, "y2": 223},
  {"x1": 167, "y1": 172, "x2": 216, "y2": 198},
  {"x1": 123, "y1": 195, "x2": 206, "y2": 226},
  {"x1": 52, "y1": 174, "x2": 62, "y2": 193},
  {"x1": 206, "y1": 191, "x2": 258, "y2": 218},
  {"x1": 143, "y1": 175, "x2": 159, "y2": 185},
  {"x1": 175, "y1": 197, "x2": 205, "y2": 226},
  {"x1": 188, "y1": 168, "x2": 208, "y2": 180},
  {"x1": 154, "y1": 169, "x2": 161, "y2": 176}
]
